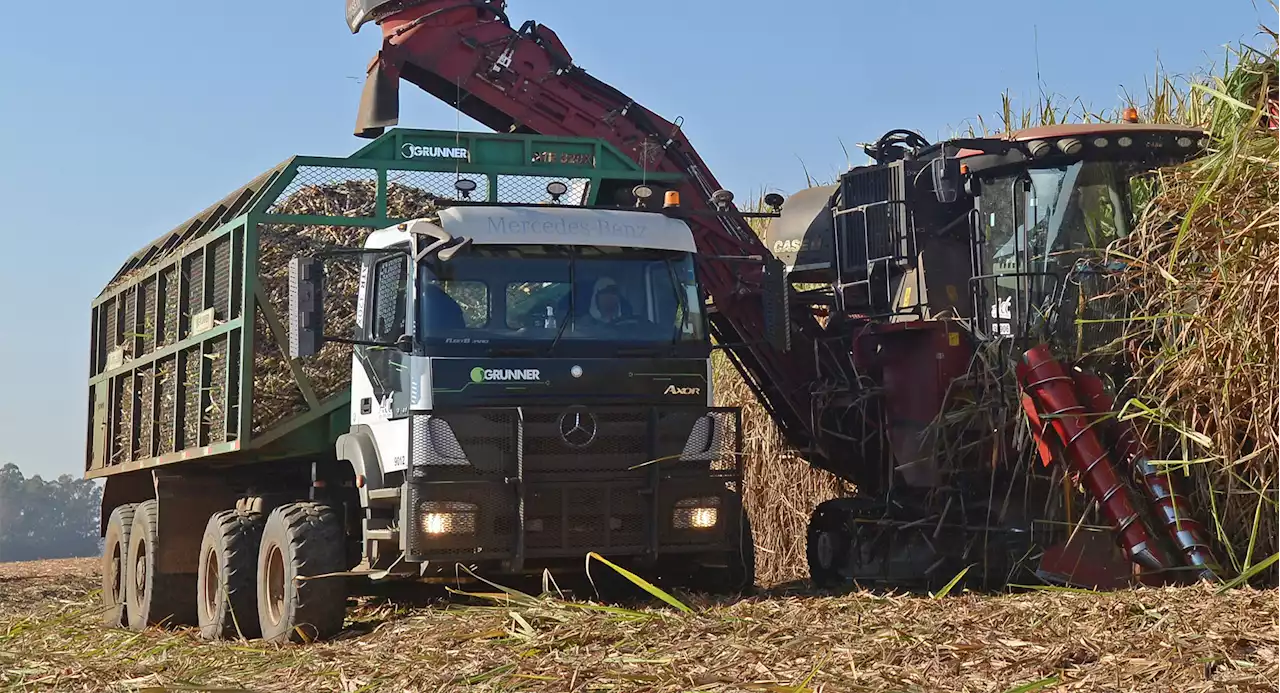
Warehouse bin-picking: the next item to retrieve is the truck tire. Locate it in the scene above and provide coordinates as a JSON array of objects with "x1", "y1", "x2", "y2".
[
  {"x1": 197, "y1": 509, "x2": 265, "y2": 641},
  {"x1": 125, "y1": 499, "x2": 197, "y2": 630},
  {"x1": 256, "y1": 502, "x2": 347, "y2": 644},
  {"x1": 101, "y1": 503, "x2": 137, "y2": 627}
]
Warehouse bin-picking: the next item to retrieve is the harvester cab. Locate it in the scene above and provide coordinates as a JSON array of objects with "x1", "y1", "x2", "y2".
[{"x1": 771, "y1": 120, "x2": 1218, "y2": 588}]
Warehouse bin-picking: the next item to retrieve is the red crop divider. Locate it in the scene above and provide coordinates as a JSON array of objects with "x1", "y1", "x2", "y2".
[
  {"x1": 1072, "y1": 371, "x2": 1221, "y2": 582},
  {"x1": 1016, "y1": 344, "x2": 1170, "y2": 574}
]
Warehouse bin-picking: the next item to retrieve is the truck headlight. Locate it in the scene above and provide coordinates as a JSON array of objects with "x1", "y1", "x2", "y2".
[
  {"x1": 673, "y1": 497, "x2": 720, "y2": 529},
  {"x1": 419, "y1": 501, "x2": 478, "y2": 536}
]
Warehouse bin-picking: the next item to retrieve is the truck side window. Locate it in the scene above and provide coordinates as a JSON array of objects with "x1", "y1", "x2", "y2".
[{"x1": 371, "y1": 256, "x2": 407, "y2": 341}]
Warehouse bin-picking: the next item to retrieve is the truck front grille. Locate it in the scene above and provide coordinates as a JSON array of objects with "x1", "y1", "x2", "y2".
[{"x1": 404, "y1": 406, "x2": 742, "y2": 561}]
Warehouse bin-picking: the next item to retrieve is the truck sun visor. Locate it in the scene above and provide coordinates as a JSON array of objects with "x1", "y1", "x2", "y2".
[{"x1": 435, "y1": 206, "x2": 697, "y2": 253}]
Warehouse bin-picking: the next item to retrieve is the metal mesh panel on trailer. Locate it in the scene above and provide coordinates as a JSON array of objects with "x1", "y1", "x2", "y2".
[
  {"x1": 183, "y1": 252, "x2": 204, "y2": 340},
  {"x1": 496, "y1": 175, "x2": 591, "y2": 205},
  {"x1": 140, "y1": 280, "x2": 156, "y2": 355},
  {"x1": 182, "y1": 345, "x2": 201, "y2": 448},
  {"x1": 228, "y1": 238, "x2": 244, "y2": 321},
  {"x1": 159, "y1": 266, "x2": 179, "y2": 347},
  {"x1": 224, "y1": 332, "x2": 242, "y2": 442},
  {"x1": 388, "y1": 169, "x2": 490, "y2": 205},
  {"x1": 122, "y1": 287, "x2": 137, "y2": 357},
  {"x1": 111, "y1": 376, "x2": 131, "y2": 465},
  {"x1": 250, "y1": 308, "x2": 307, "y2": 435},
  {"x1": 211, "y1": 236, "x2": 232, "y2": 320},
  {"x1": 267, "y1": 167, "x2": 380, "y2": 217},
  {"x1": 136, "y1": 366, "x2": 155, "y2": 460},
  {"x1": 104, "y1": 299, "x2": 119, "y2": 358},
  {"x1": 156, "y1": 355, "x2": 178, "y2": 455},
  {"x1": 252, "y1": 220, "x2": 373, "y2": 435},
  {"x1": 206, "y1": 335, "x2": 229, "y2": 444}
]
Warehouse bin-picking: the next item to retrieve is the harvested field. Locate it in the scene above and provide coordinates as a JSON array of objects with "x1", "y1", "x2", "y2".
[{"x1": 0, "y1": 558, "x2": 1275, "y2": 692}]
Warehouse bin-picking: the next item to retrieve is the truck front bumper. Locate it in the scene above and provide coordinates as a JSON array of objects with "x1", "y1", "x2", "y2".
[{"x1": 399, "y1": 405, "x2": 744, "y2": 571}]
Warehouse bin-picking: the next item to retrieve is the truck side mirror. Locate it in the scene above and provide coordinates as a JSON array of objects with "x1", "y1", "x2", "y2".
[
  {"x1": 288, "y1": 256, "x2": 325, "y2": 359},
  {"x1": 762, "y1": 258, "x2": 791, "y2": 352},
  {"x1": 931, "y1": 156, "x2": 962, "y2": 204}
]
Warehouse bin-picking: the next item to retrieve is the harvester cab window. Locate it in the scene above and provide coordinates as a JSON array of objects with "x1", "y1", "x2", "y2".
[{"x1": 979, "y1": 160, "x2": 1156, "y2": 339}]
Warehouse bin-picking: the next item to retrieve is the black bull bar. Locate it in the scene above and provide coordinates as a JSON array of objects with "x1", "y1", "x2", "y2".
[{"x1": 402, "y1": 405, "x2": 744, "y2": 571}]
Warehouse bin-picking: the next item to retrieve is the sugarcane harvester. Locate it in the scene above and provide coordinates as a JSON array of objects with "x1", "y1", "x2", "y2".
[{"x1": 344, "y1": 0, "x2": 1225, "y2": 590}]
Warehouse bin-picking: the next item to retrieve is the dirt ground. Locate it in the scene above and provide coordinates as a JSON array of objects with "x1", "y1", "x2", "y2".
[{"x1": 0, "y1": 557, "x2": 1275, "y2": 692}]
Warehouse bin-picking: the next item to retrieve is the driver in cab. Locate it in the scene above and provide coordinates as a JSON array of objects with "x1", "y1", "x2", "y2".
[{"x1": 586, "y1": 277, "x2": 632, "y2": 327}]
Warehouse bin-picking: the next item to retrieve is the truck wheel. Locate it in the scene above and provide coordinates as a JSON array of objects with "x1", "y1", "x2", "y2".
[
  {"x1": 101, "y1": 503, "x2": 137, "y2": 627},
  {"x1": 256, "y1": 503, "x2": 347, "y2": 644},
  {"x1": 125, "y1": 499, "x2": 197, "y2": 630},
  {"x1": 197, "y1": 509, "x2": 265, "y2": 640}
]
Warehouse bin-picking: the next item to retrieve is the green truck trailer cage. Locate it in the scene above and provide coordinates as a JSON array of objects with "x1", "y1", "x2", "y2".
[{"x1": 86, "y1": 129, "x2": 682, "y2": 479}]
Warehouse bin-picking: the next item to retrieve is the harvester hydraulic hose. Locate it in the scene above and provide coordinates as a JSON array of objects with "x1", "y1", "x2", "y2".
[
  {"x1": 1072, "y1": 372, "x2": 1222, "y2": 582},
  {"x1": 1016, "y1": 344, "x2": 1170, "y2": 573}
]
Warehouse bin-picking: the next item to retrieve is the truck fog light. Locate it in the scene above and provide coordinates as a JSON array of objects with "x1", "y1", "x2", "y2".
[
  {"x1": 419, "y1": 501, "x2": 477, "y2": 536},
  {"x1": 690, "y1": 507, "x2": 717, "y2": 528},
  {"x1": 673, "y1": 497, "x2": 720, "y2": 529}
]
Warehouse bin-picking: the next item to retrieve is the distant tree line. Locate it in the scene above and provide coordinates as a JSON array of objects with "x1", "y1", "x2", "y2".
[{"x1": 0, "y1": 463, "x2": 102, "y2": 562}]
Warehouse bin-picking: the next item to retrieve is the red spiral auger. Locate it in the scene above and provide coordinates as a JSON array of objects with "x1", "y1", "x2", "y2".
[
  {"x1": 1072, "y1": 371, "x2": 1222, "y2": 582},
  {"x1": 1016, "y1": 344, "x2": 1170, "y2": 574}
]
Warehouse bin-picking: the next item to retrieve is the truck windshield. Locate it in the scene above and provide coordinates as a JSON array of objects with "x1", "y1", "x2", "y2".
[
  {"x1": 979, "y1": 160, "x2": 1157, "y2": 336},
  {"x1": 417, "y1": 245, "x2": 706, "y2": 353}
]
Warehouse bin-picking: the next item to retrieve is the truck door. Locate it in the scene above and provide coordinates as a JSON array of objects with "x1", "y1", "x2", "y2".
[{"x1": 353, "y1": 251, "x2": 412, "y2": 439}]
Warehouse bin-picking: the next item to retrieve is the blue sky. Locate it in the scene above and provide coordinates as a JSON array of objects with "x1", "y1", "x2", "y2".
[{"x1": 0, "y1": 0, "x2": 1270, "y2": 478}]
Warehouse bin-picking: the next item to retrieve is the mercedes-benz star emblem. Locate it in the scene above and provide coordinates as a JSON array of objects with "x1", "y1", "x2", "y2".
[{"x1": 557, "y1": 409, "x2": 598, "y2": 449}]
